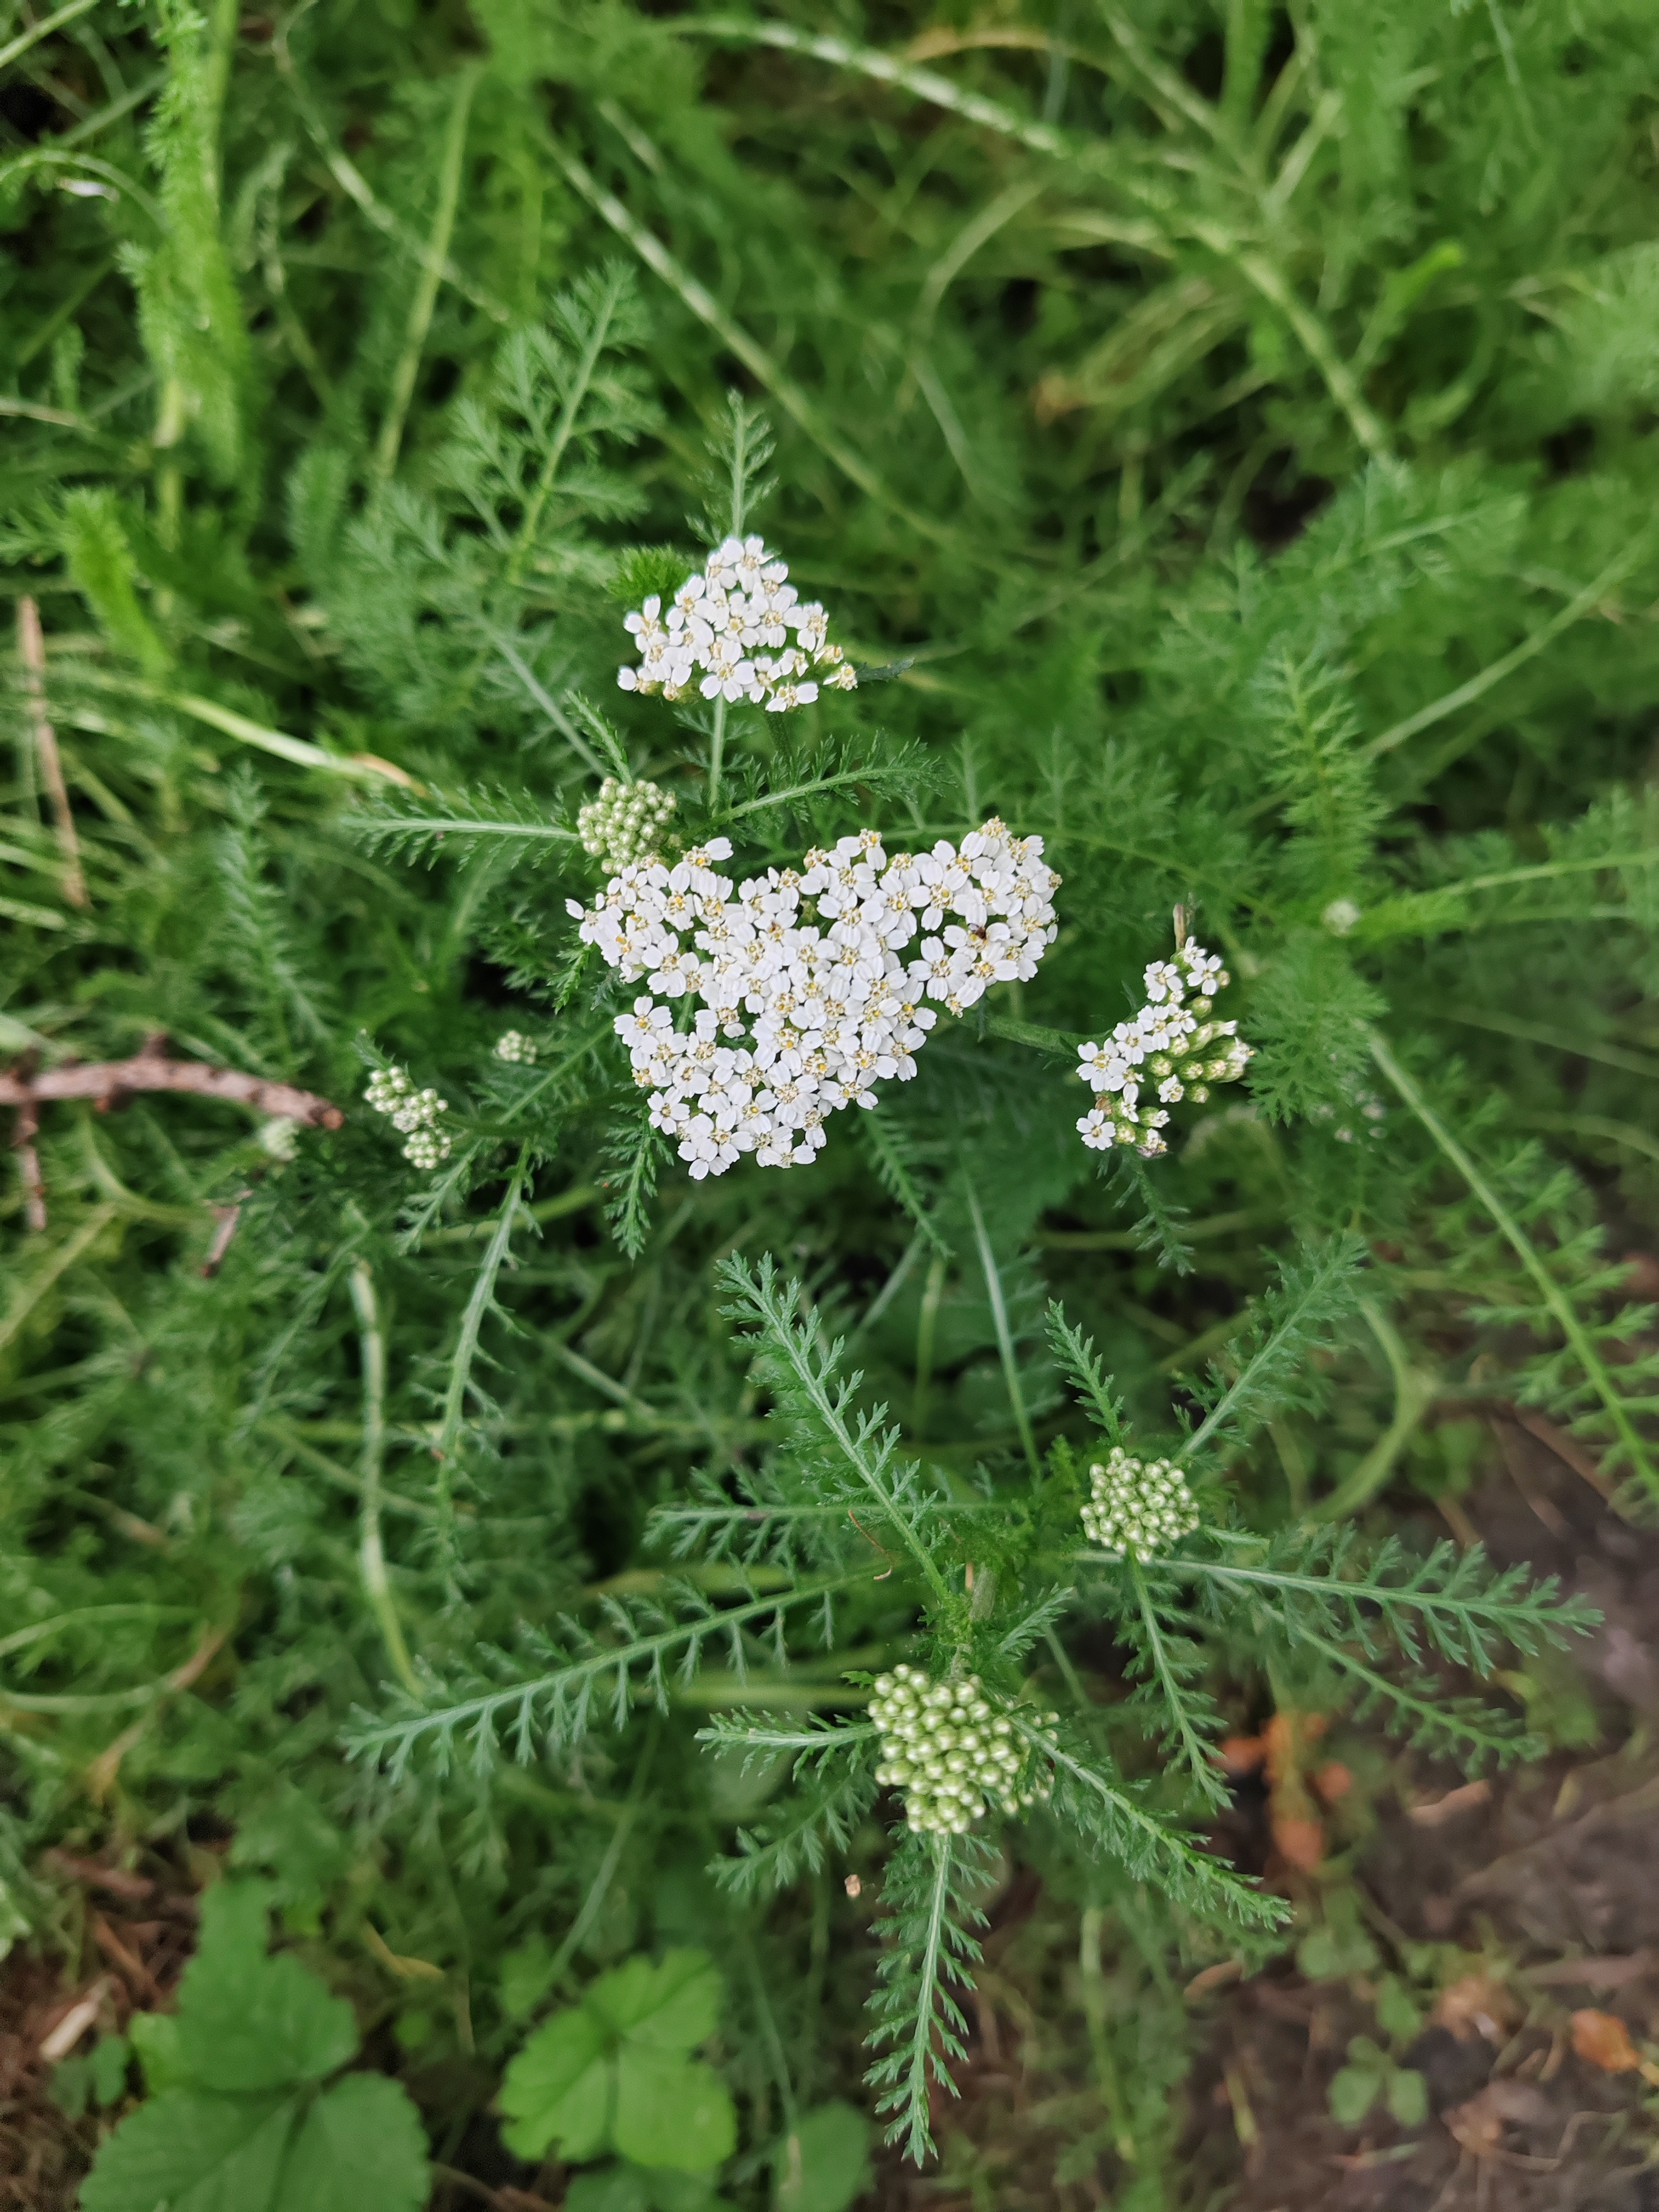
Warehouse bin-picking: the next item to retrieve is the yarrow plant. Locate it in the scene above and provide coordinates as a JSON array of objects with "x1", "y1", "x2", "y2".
[
  {"x1": 1078, "y1": 936, "x2": 1254, "y2": 1156},
  {"x1": 570, "y1": 821, "x2": 1060, "y2": 1179},
  {"x1": 1081, "y1": 1447, "x2": 1201, "y2": 1559},
  {"x1": 363, "y1": 1065, "x2": 453, "y2": 1170},
  {"x1": 577, "y1": 776, "x2": 675, "y2": 872},
  {"x1": 493, "y1": 1031, "x2": 538, "y2": 1065},
  {"x1": 870, "y1": 1669, "x2": 1052, "y2": 1834},
  {"x1": 14, "y1": 19, "x2": 1659, "y2": 2194},
  {"x1": 616, "y1": 535, "x2": 857, "y2": 709}
]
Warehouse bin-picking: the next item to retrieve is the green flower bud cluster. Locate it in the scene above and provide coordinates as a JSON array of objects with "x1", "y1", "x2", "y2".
[
  {"x1": 494, "y1": 1030, "x2": 538, "y2": 1064},
  {"x1": 870, "y1": 1667, "x2": 1053, "y2": 1835},
  {"x1": 1142, "y1": 1019, "x2": 1254, "y2": 1108},
  {"x1": 578, "y1": 777, "x2": 675, "y2": 873},
  {"x1": 364, "y1": 1065, "x2": 453, "y2": 1170},
  {"x1": 1081, "y1": 1446, "x2": 1199, "y2": 1560}
]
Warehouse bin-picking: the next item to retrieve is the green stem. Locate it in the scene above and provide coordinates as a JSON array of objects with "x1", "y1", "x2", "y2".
[
  {"x1": 1442, "y1": 1005, "x2": 1659, "y2": 1082},
  {"x1": 373, "y1": 65, "x2": 478, "y2": 481},
  {"x1": 504, "y1": 263, "x2": 627, "y2": 583},
  {"x1": 1523, "y1": 1112, "x2": 1659, "y2": 1168},
  {"x1": 546, "y1": 1728, "x2": 657, "y2": 1988},
  {"x1": 1079, "y1": 1905, "x2": 1138, "y2": 2162},
  {"x1": 0, "y1": 0, "x2": 101, "y2": 74},
  {"x1": 707, "y1": 694, "x2": 728, "y2": 811},
  {"x1": 967, "y1": 1180, "x2": 1039, "y2": 1479},
  {"x1": 1307, "y1": 1299, "x2": 1436, "y2": 1523},
  {"x1": 199, "y1": 0, "x2": 240, "y2": 189},
  {"x1": 898, "y1": 1837, "x2": 956, "y2": 2165},
  {"x1": 433, "y1": 1146, "x2": 531, "y2": 1535},
  {"x1": 1370, "y1": 1030, "x2": 1656, "y2": 1500},
  {"x1": 1125, "y1": 1553, "x2": 1215, "y2": 1792},
  {"x1": 1365, "y1": 534, "x2": 1654, "y2": 760},
  {"x1": 349, "y1": 1263, "x2": 420, "y2": 1696},
  {"x1": 912, "y1": 1250, "x2": 947, "y2": 1438}
]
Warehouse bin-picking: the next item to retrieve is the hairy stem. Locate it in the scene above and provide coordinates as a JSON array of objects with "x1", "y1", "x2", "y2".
[
  {"x1": 432, "y1": 1147, "x2": 532, "y2": 1539},
  {"x1": 349, "y1": 1263, "x2": 420, "y2": 1696}
]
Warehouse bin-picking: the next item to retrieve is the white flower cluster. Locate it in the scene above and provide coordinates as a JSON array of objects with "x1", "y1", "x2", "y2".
[
  {"x1": 364, "y1": 1065, "x2": 452, "y2": 1170},
  {"x1": 616, "y1": 535, "x2": 857, "y2": 711},
  {"x1": 1077, "y1": 939, "x2": 1253, "y2": 1158},
  {"x1": 578, "y1": 777, "x2": 675, "y2": 873},
  {"x1": 1081, "y1": 1447, "x2": 1199, "y2": 1560},
  {"x1": 494, "y1": 1031, "x2": 538, "y2": 1065},
  {"x1": 870, "y1": 1668, "x2": 1051, "y2": 1836},
  {"x1": 570, "y1": 820, "x2": 1059, "y2": 1182}
]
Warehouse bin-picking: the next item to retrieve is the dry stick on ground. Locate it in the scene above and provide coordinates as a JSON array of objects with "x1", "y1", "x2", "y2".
[
  {"x1": 12, "y1": 1082, "x2": 46, "y2": 1232},
  {"x1": 3, "y1": 1041, "x2": 343, "y2": 1232},
  {"x1": 16, "y1": 594, "x2": 88, "y2": 911},
  {"x1": 0, "y1": 1045, "x2": 346, "y2": 1124}
]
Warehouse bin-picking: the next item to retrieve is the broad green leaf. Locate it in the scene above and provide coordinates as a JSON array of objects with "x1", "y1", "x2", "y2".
[
  {"x1": 50, "y1": 2056, "x2": 93, "y2": 2123},
  {"x1": 90, "y1": 2034, "x2": 132, "y2": 2108},
  {"x1": 1296, "y1": 1918, "x2": 1379, "y2": 1981},
  {"x1": 500, "y1": 1950, "x2": 732, "y2": 2170},
  {"x1": 128, "y1": 2011, "x2": 186, "y2": 2094},
  {"x1": 566, "y1": 2170, "x2": 651, "y2": 2212},
  {"x1": 1327, "y1": 2061, "x2": 1382, "y2": 2128},
  {"x1": 278, "y1": 2071, "x2": 430, "y2": 2212},
  {"x1": 565, "y1": 2169, "x2": 734, "y2": 2212},
  {"x1": 79, "y1": 2087, "x2": 297, "y2": 2212},
  {"x1": 613, "y1": 2047, "x2": 737, "y2": 2173},
  {"x1": 173, "y1": 1885, "x2": 359, "y2": 2094},
  {"x1": 1386, "y1": 2066, "x2": 1429, "y2": 2128},
  {"x1": 586, "y1": 1949, "x2": 723, "y2": 2049},
  {"x1": 499, "y1": 1934, "x2": 558, "y2": 2022},
  {"x1": 645, "y1": 2171, "x2": 734, "y2": 2212},
  {"x1": 1375, "y1": 1974, "x2": 1422, "y2": 2045},
  {"x1": 179, "y1": 1951, "x2": 360, "y2": 2093},
  {"x1": 498, "y1": 2006, "x2": 611, "y2": 2161},
  {"x1": 773, "y1": 2101, "x2": 872, "y2": 2212}
]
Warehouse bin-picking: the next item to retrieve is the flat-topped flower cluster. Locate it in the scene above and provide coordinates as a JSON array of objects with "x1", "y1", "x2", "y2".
[
  {"x1": 1077, "y1": 938, "x2": 1253, "y2": 1157},
  {"x1": 616, "y1": 535, "x2": 857, "y2": 711},
  {"x1": 570, "y1": 819, "x2": 1059, "y2": 1181}
]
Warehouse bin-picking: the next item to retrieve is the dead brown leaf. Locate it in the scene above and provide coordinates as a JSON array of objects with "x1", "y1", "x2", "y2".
[
  {"x1": 1407, "y1": 1778, "x2": 1492, "y2": 1826},
  {"x1": 1184, "y1": 1959, "x2": 1245, "y2": 2002},
  {"x1": 1435, "y1": 1973, "x2": 1516, "y2": 2045},
  {"x1": 1444, "y1": 2080, "x2": 1555, "y2": 2164},
  {"x1": 1271, "y1": 1814, "x2": 1326, "y2": 1872},
  {"x1": 1571, "y1": 2009, "x2": 1640, "y2": 2073}
]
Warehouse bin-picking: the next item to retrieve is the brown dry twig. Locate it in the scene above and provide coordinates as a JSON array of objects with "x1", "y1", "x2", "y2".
[
  {"x1": 0, "y1": 1047, "x2": 344, "y2": 1125},
  {"x1": 3, "y1": 1042, "x2": 343, "y2": 1232},
  {"x1": 12, "y1": 1082, "x2": 46, "y2": 1232}
]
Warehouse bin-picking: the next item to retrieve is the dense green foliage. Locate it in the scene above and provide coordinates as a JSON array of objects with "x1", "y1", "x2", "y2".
[{"x1": 4, "y1": 0, "x2": 1658, "y2": 2199}]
